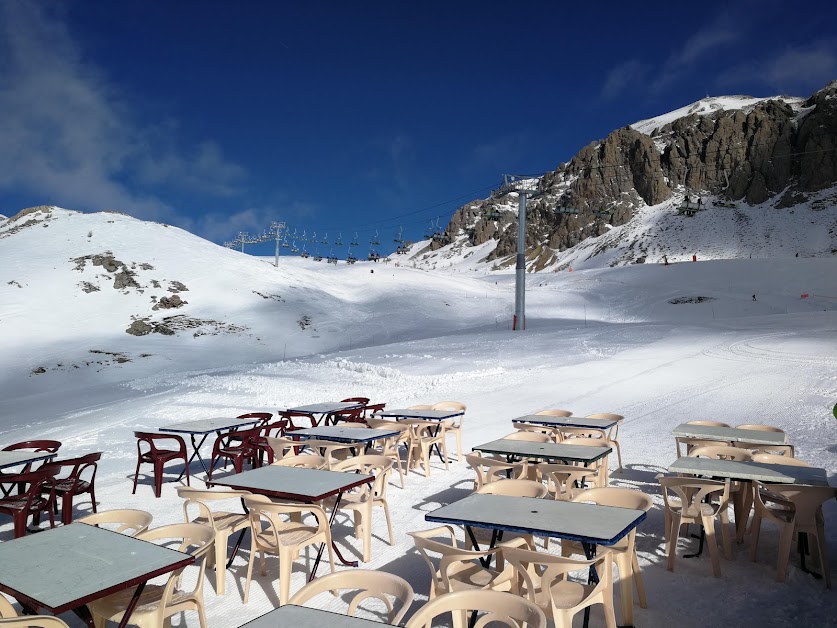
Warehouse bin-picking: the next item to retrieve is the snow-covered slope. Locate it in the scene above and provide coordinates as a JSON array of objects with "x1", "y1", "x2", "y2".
[
  {"x1": 405, "y1": 186, "x2": 837, "y2": 273},
  {"x1": 630, "y1": 94, "x2": 807, "y2": 135}
]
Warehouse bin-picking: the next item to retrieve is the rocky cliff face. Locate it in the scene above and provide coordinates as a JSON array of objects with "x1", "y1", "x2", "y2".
[{"x1": 433, "y1": 80, "x2": 837, "y2": 268}]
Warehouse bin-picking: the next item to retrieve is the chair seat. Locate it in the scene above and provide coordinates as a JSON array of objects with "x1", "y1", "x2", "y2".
[
  {"x1": 255, "y1": 524, "x2": 319, "y2": 548},
  {"x1": 446, "y1": 562, "x2": 513, "y2": 591},
  {"x1": 89, "y1": 583, "x2": 195, "y2": 618},
  {"x1": 0, "y1": 496, "x2": 49, "y2": 512},
  {"x1": 549, "y1": 579, "x2": 597, "y2": 609},
  {"x1": 676, "y1": 502, "x2": 716, "y2": 518},
  {"x1": 193, "y1": 511, "x2": 249, "y2": 532},
  {"x1": 53, "y1": 479, "x2": 90, "y2": 493},
  {"x1": 140, "y1": 450, "x2": 183, "y2": 463}
]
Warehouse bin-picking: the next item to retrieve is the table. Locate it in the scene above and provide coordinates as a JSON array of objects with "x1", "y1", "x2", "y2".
[
  {"x1": 374, "y1": 409, "x2": 465, "y2": 462},
  {"x1": 286, "y1": 402, "x2": 365, "y2": 426},
  {"x1": 513, "y1": 415, "x2": 619, "y2": 430},
  {"x1": 158, "y1": 416, "x2": 261, "y2": 480},
  {"x1": 0, "y1": 523, "x2": 192, "y2": 628},
  {"x1": 210, "y1": 465, "x2": 373, "y2": 576},
  {"x1": 669, "y1": 457, "x2": 829, "y2": 486},
  {"x1": 473, "y1": 439, "x2": 611, "y2": 465},
  {"x1": 0, "y1": 450, "x2": 57, "y2": 471},
  {"x1": 671, "y1": 423, "x2": 788, "y2": 446},
  {"x1": 291, "y1": 426, "x2": 401, "y2": 452},
  {"x1": 239, "y1": 604, "x2": 397, "y2": 628},
  {"x1": 426, "y1": 493, "x2": 646, "y2": 628},
  {"x1": 374, "y1": 408, "x2": 464, "y2": 421}
]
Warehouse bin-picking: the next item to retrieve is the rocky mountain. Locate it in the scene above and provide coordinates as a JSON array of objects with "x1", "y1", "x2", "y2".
[{"x1": 429, "y1": 80, "x2": 837, "y2": 270}]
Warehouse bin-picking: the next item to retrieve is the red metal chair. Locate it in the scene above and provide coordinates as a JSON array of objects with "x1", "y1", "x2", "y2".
[
  {"x1": 132, "y1": 432, "x2": 189, "y2": 498},
  {"x1": 364, "y1": 402, "x2": 387, "y2": 418},
  {"x1": 207, "y1": 427, "x2": 262, "y2": 479},
  {"x1": 251, "y1": 420, "x2": 288, "y2": 464},
  {"x1": 341, "y1": 397, "x2": 371, "y2": 405},
  {"x1": 0, "y1": 440, "x2": 63, "y2": 497},
  {"x1": 0, "y1": 469, "x2": 57, "y2": 537},
  {"x1": 40, "y1": 452, "x2": 102, "y2": 524},
  {"x1": 329, "y1": 407, "x2": 367, "y2": 425}
]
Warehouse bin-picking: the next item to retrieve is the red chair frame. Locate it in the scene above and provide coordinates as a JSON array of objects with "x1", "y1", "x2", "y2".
[
  {"x1": 0, "y1": 469, "x2": 57, "y2": 537},
  {"x1": 132, "y1": 432, "x2": 189, "y2": 498},
  {"x1": 207, "y1": 427, "x2": 262, "y2": 479},
  {"x1": 40, "y1": 452, "x2": 102, "y2": 524}
]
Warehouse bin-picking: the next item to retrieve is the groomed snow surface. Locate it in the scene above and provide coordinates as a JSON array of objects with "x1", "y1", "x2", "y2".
[{"x1": 1, "y1": 207, "x2": 836, "y2": 627}]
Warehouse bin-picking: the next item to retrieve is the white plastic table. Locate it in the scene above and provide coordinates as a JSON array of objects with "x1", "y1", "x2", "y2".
[{"x1": 0, "y1": 523, "x2": 192, "y2": 628}]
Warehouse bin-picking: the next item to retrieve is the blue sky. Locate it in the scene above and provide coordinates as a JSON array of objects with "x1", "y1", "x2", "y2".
[{"x1": 1, "y1": 1, "x2": 835, "y2": 254}]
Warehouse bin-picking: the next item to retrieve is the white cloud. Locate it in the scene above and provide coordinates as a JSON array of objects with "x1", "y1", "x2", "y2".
[
  {"x1": 600, "y1": 60, "x2": 648, "y2": 101},
  {"x1": 764, "y1": 42, "x2": 837, "y2": 89},
  {"x1": 0, "y1": 2, "x2": 247, "y2": 222}
]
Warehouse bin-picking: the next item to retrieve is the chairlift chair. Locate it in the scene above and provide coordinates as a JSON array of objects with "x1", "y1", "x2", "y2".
[
  {"x1": 301, "y1": 245, "x2": 310, "y2": 259},
  {"x1": 394, "y1": 226, "x2": 404, "y2": 244},
  {"x1": 322, "y1": 232, "x2": 329, "y2": 245},
  {"x1": 368, "y1": 250, "x2": 381, "y2": 262},
  {"x1": 483, "y1": 207, "x2": 503, "y2": 220},
  {"x1": 335, "y1": 233, "x2": 343, "y2": 246},
  {"x1": 291, "y1": 241, "x2": 299, "y2": 253},
  {"x1": 282, "y1": 235, "x2": 290, "y2": 248},
  {"x1": 370, "y1": 230, "x2": 381, "y2": 246},
  {"x1": 351, "y1": 232, "x2": 360, "y2": 246}
]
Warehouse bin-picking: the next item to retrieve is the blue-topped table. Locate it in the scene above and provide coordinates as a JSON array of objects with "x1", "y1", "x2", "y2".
[
  {"x1": 158, "y1": 416, "x2": 261, "y2": 481},
  {"x1": 210, "y1": 465, "x2": 373, "y2": 576},
  {"x1": 426, "y1": 493, "x2": 646, "y2": 628},
  {"x1": 239, "y1": 604, "x2": 398, "y2": 628},
  {"x1": 286, "y1": 402, "x2": 366, "y2": 426},
  {"x1": 0, "y1": 523, "x2": 192, "y2": 628},
  {"x1": 373, "y1": 408, "x2": 464, "y2": 421}
]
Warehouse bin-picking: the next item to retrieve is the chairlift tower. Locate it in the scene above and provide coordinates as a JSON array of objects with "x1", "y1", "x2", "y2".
[
  {"x1": 269, "y1": 221, "x2": 286, "y2": 268},
  {"x1": 497, "y1": 174, "x2": 542, "y2": 331}
]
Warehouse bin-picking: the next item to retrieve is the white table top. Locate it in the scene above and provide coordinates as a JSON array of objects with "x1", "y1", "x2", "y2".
[
  {"x1": 158, "y1": 417, "x2": 260, "y2": 435},
  {"x1": 473, "y1": 439, "x2": 611, "y2": 464},
  {"x1": 0, "y1": 524, "x2": 192, "y2": 613},
  {"x1": 669, "y1": 457, "x2": 830, "y2": 486},
  {"x1": 426, "y1": 494, "x2": 646, "y2": 545},
  {"x1": 0, "y1": 451, "x2": 57, "y2": 471},
  {"x1": 671, "y1": 423, "x2": 788, "y2": 446}
]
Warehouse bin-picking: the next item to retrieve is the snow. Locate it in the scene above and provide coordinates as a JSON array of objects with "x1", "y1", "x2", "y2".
[
  {"x1": 1, "y1": 206, "x2": 836, "y2": 627},
  {"x1": 630, "y1": 95, "x2": 806, "y2": 136}
]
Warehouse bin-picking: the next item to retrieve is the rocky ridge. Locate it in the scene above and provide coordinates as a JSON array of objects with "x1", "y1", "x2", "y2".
[{"x1": 429, "y1": 80, "x2": 837, "y2": 270}]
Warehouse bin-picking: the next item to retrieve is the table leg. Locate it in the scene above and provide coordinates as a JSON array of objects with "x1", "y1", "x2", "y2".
[
  {"x1": 71, "y1": 605, "x2": 95, "y2": 628},
  {"x1": 115, "y1": 582, "x2": 146, "y2": 628},
  {"x1": 310, "y1": 491, "x2": 358, "y2": 581},
  {"x1": 227, "y1": 528, "x2": 248, "y2": 568},
  {"x1": 798, "y1": 532, "x2": 822, "y2": 579},
  {"x1": 464, "y1": 526, "x2": 502, "y2": 568},
  {"x1": 582, "y1": 542, "x2": 599, "y2": 628},
  {"x1": 430, "y1": 424, "x2": 446, "y2": 463},
  {"x1": 176, "y1": 434, "x2": 209, "y2": 481}
]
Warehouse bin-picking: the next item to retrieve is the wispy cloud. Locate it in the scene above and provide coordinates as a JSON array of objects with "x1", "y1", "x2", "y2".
[
  {"x1": 717, "y1": 40, "x2": 837, "y2": 95},
  {"x1": 463, "y1": 133, "x2": 530, "y2": 175},
  {"x1": 0, "y1": 2, "x2": 247, "y2": 223},
  {"x1": 649, "y1": 18, "x2": 738, "y2": 94},
  {"x1": 600, "y1": 60, "x2": 649, "y2": 101}
]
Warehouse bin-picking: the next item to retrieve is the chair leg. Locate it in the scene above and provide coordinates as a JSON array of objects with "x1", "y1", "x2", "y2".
[
  {"x1": 603, "y1": 596, "x2": 618, "y2": 628},
  {"x1": 611, "y1": 439, "x2": 623, "y2": 471},
  {"x1": 703, "y1": 518, "x2": 721, "y2": 577},
  {"x1": 153, "y1": 461, "x2": 163, "y2": 498},
  {"x1": 749, "y1": 509, "x2": 763, "y2": 562},
  {"x1": 666, "y1": 514, "x2": 681, "y2": 571},
  {"x1": 62, "y1": 493, "x2": 74, "y2": 526},
  {"x1": 215, "y1": 534, "x2": 228, "y2": 595},
  {"x1": 814, "y1": 524, "x2": 831, "y2": 589},
  {"x1": 279, "y1": 549, "x2": 292, "y2": 605},
  {"x1": 383, "y1": 501, "x2": 395, "y2": 545},
  {"x1": 90, "y1": 486, "x2": 98, "y2": 513},
  {"x1": 132, "y1": 458, "x2": 142, "y2": 494},
  {"x1": 615, "y1": 551, "x2": 634, "y2": 626},
  {"x1": 632, "y1": 549, "x2": 647, "y2": 609},
  {"x1": 718, "y1": 507, "x2": 734, "y2": 561},
  {"x1": 775, "y1": 523, "x2": 795, "y2": 582},
  {"x1": 243, "y1": 540, "x2": 256, "y2": 603}
]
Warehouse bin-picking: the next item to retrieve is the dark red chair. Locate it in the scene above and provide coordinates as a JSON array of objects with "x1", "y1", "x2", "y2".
[
  {"x1": 0, "y1": 440, "x2": 62, "y2": 496},
  {"x1": 207, "y1": 427, "x2": 262, "y2": 479},
  {"x1": 40, "y1": 452, "x2": 102, "y2": 524},
  {"x1": 341, "y1": 397, "x2": 371, "y2": 405},
  {"x1": 132, "y1": 432, "x2": 189, "y2": 498},
  {"x1": 251, "y1": 420, "x2": 288, "y2": 465},
  {"x1": 329, "y1": 407, "x2": 367, "y2": 425},
  {"x1": 364, "y1": 402, "x2": 387, "y2": 418},
  {"x1": 0, "y1": 469, "x2": 57, "y2": 537}
]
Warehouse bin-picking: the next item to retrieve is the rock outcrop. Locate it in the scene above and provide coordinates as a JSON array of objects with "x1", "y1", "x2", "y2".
[{"x1": 436, "y1": 80, "x2": 837, "y2": 268}]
